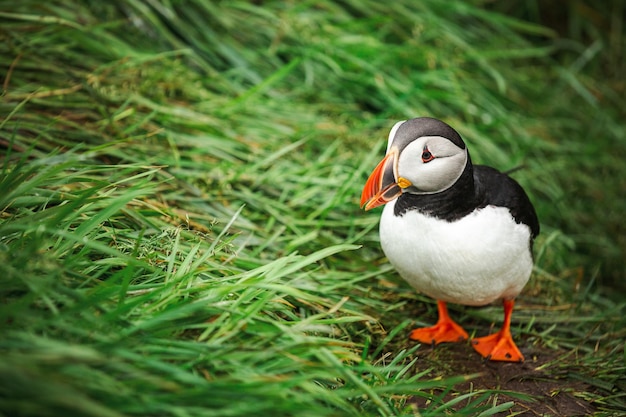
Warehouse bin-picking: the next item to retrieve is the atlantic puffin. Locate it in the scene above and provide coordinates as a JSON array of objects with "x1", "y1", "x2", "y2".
[{"x1": 360, "y1": 117, "x2": 539, "y2": 362}]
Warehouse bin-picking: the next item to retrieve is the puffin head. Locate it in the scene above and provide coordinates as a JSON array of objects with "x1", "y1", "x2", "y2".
[{"x1": 360, "y1": 117, "x2": 470, "y2": 210}]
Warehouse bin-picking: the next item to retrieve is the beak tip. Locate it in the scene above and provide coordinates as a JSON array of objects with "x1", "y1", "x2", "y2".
[
  {"x1": 361, "y1": 197, "x2": 381, "y2": 211},
  {"x1": 360, "y1": 149, "x2": 401, "y2": 211}
]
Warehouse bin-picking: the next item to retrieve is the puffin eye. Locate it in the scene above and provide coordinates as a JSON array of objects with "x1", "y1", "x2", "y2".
[{"x1": 421, "y1": 148, "x2": 434, "y2": 163}]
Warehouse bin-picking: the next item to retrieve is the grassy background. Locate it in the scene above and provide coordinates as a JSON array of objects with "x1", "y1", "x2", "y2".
[{"x1": 1, "y1": 1, "x2": 624, "y2": 416}]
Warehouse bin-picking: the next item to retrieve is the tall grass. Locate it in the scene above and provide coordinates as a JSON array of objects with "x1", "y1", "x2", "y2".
[{"x1": 1, "y1": 1, "x2": 624, "y2": 416}]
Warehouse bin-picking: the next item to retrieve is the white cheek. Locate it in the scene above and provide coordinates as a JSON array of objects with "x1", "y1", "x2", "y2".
[
  {"x1": 399, "y1": 151, "x2": 468, "y2": 193},
  {"x1": 415, "y1": 159, "x2": 462, "y2": 191},
  {"x1": 409, "y1": 163, "x2": 445, "y2": 191}
]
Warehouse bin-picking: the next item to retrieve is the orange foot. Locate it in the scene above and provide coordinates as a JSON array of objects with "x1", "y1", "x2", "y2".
[
  {"x1": 471, "y1": 299, "x2": 524, "y2": 362},
  {"x1": 409, "y1": 300, "x2": 469, "y2": 344}
]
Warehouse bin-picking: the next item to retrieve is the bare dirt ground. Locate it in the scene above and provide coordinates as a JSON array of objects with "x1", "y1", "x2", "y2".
[{"x1": 409, "y1": 342, "x2": 597, "y2": 416}]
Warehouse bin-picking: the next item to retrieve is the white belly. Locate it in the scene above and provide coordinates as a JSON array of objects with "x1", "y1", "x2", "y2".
[{"x1": 380, "y1": 201, "x2": 533, "y2": 306}]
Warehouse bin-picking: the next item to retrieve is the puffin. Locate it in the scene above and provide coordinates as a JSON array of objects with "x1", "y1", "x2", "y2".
[{"x1": 360, "y1": 117, "x2": 539, "y2": 362}]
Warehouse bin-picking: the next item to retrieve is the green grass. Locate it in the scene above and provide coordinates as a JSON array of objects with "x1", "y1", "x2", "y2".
[{"x1": 1, "y1": 1, "x2": 625, "y2": 416}]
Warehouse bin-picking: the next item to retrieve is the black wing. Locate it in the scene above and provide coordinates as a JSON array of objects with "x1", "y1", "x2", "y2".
[{"x1": 473, "y1": 165, "x2": 540, "y2": 239}]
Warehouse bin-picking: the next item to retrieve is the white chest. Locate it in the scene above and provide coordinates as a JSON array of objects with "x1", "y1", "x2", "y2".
[{"x1": 379, "y1": 201, "x2": 533, "y2": 306}]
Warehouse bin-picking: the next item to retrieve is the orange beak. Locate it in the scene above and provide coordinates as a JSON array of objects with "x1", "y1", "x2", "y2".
[{"x1": 360, "y1": 149, "x2": 403, "y2": 211}]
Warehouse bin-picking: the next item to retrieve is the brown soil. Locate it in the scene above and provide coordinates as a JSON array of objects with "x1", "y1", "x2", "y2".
[{"x1": 408, "y1": 342, "x2": 597, "y2": 416}]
